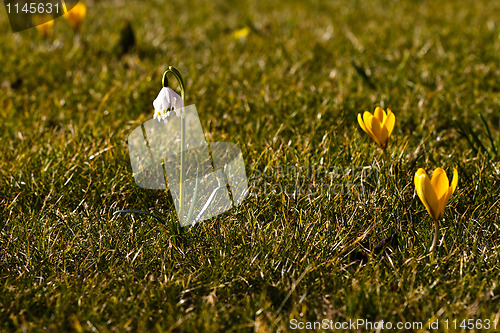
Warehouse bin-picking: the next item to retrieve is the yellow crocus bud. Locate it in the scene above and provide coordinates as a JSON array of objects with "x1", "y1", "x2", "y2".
[
  {"x1": 357, "y1": 107, "x2": 395, "y2": 150},
  {"x1": 33, "y1": 15, "x2": 54, "y2": 39},
  {"x1": 414, "y1": 167, "x2": 458, "y2": 254},
  {"x1": 64, "y1": 2, "x2": 86, "y2": 34}
]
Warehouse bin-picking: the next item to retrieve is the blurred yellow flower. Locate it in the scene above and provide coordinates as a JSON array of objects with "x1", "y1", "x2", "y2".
[
  {"x1": 357, "y1": 107, "x2": 395, "y2": 150},
  {"x1": 414, "y1": 167, "x2": 458, "y2": 254},
  {"x1": 33, "y1": 15, "x2": 54, "y2": 39},
  {"x1": 63, "y1": 1, "x2": 86, "y2": 33},
  {"x1": 231, "y1": 27, "x2": 250, "y2": 39}
]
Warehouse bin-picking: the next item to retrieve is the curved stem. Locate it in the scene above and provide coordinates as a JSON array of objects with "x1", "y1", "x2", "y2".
[
  {"x1": 430, "y1": 218, "x2": 440, "y2": 257},
  {"x1": 162, "y1": 66, "x2": 186, "y2": 216},
  {"x1": 162, "y1": 66, "x2": 185, "y2": 105}
]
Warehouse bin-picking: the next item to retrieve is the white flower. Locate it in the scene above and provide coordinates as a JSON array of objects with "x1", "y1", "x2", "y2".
[{"x1": 153, "y1": 87, "x2": 183, "y2": 121}]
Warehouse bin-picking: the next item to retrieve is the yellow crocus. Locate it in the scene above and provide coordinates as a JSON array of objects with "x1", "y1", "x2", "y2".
[
  {"x1": 357, "y1": 107, "x2": 395, "y2": 150},
  {"x1": 414, "y1": 167, "x2": 458, "y2": 254},
  {"x1": 33, "y1": 15, "x2": 54, "y2": 39},
  {"x1": 63, "y1": 1, "x2": 87, "y2": 33},
  {"x1": 231, "y1": 27, "x2": 250, "y2": 39}
]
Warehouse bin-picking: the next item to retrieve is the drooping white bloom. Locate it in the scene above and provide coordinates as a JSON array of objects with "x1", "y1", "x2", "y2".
[{"x1": 153, "y1": 87, "x2": 183, "y2": 121}]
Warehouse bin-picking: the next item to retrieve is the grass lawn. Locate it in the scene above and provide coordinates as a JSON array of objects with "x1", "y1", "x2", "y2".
[{"x1": 1, "y1": 0, "x2": 500, "y2": 331}]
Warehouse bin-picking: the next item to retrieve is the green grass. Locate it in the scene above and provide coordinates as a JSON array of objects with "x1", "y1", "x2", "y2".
[{"x1": 1, "y1": 0, "x2": 500, "y2": 331}]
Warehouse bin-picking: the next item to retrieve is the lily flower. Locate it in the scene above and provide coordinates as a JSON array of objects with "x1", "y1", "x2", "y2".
[
  {"x1": 154, "y1": 66, "x2": 187, "y2": 215},
  {"x1": 33, "y1": 15, "x2": 54, "y2": 39},
  {"x1": 357, "y1": 107, "x2": 395, "y2": 150},
  {"x1": 414, "y1": 167, "x2": 458, "y2": 254},
  {"x1": 153, "y1": 87, "x2": 184, "y2": 121},
  {"x1": 63, "y1": 1, "x2": 87, "y2": 34}
]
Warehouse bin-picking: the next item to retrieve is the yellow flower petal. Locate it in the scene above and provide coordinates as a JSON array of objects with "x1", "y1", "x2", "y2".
[
  {"x1": 363, "y1": 111, "x2": 374, "y2": 134},
  {"x1": 369, "y1": 116, "x2": 384, "y2": 148},
  {"x1": 357, "y1": 113, "x2": 369, "y2": 134},
  {"x1": 362, "y1": 111, "x2": 379, "y2": 142},
  {"x1": 374, "y1": 107, "x2": 385, "y2": 124},
  {"x1": 64, "y1": 2, "x2": 86, "y2": 32},
  {"x1": 383, "y1": 109, "x2": 395, "y2": 137},
  {"x1": 359, "y1": 112, "x2": 381, "y2": 147},
  {"x1": 445, "y1": 167, "x2": 459, "y2": 204},
  {"x1": 415, "y1": 168, "x2": 440, "y2": 221},
  {"x1": 379, "y1": 126, "x2": 389, "y2": 148},
  {"x1": 33, "y1": 14, "x2": 54, "y2": 38},
  {"x1": 430, "y1": 168, "x2": 449, "y2": 201},
  {"x1": 430, "y1": 167, "x2": 450, "y2": 219},
  {"x1": 450, "y1": 167, "x2": 458, "y2": 195}
]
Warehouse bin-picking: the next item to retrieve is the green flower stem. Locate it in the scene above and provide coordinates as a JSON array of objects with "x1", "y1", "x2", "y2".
[
  {"x1": 380, "y1": 148, "x2": 387, "y2": 170},
  {"x1": 162, "y1": 66, "x2": 185, "y2": 103},
  {"x1": 162, "y1": 66, "x2": 186, "y2": 215},
  {"x1": 430, "y1": 218, "x2": 440, "y2": 257}
]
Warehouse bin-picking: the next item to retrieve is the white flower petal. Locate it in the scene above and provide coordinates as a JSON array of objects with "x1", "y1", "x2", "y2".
[{"x1": 152, "y1": 87, "x2": 183, "y2": 121}]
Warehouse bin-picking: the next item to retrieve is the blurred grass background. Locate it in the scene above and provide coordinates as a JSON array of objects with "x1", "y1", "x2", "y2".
[{"x1": 1, "y1": 0, "x2": 500, "y2": 331}]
